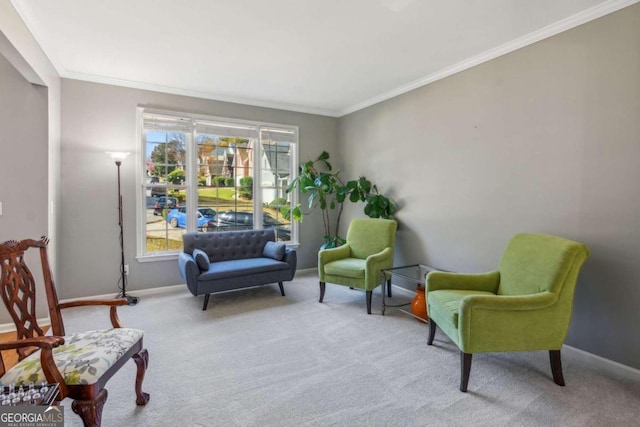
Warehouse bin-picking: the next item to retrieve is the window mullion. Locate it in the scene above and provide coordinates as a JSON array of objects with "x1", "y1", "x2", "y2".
[
  {"x1": 254, "y1": 133, "x2": 263, "y2": 229},
  {"x1": 186, "y1": 121, "x2": 197, "y2": 231}
]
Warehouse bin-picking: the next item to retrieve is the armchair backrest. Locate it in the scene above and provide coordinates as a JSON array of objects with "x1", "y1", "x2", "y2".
[
  {"x1": 498, "y1": 233, "x2": 590, "y2": 297},
  {"x1": 346, "y1": 218, "x2": 398, "y2": 260},
  {"x1": 0, "y1": 237, "x2": 65, "y2": 361}
]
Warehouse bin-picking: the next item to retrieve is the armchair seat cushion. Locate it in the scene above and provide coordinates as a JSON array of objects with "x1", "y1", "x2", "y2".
[
  {"x1": 0, "y1": 328, "x2": 144, "y2": 386},
  {"x1": 324, "y1": 258, "x2": 366, "y2": 279},
  {"x1": 428, "y1": 290, "x2": 496, "y2": 326}
]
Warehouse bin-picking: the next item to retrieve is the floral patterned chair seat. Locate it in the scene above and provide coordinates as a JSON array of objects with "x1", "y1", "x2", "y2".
[{"x1": 1, "y1": 328, "x2": 144, "y2": 386}]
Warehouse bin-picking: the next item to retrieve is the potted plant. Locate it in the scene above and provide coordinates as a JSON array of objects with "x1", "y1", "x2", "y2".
[{"x1": 282, "y1": 151, "x2": 396, "y2": 248}]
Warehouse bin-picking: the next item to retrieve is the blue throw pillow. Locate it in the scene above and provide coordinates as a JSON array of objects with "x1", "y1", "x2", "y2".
[
  {"x1": 263, "y1": 241, "x2": 286, "y2": 261},
  {"x1": 192, "y1": 248, "x2": 210, "y2": 271}
]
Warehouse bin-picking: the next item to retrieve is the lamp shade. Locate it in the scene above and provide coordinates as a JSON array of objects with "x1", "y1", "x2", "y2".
[{"x1": 106, "y1": 151, "x2": 131, "y2": 162}]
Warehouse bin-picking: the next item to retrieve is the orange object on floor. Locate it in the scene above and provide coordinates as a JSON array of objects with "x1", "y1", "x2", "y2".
[{"x1": 411, "y1": 285, "x2": 428, "y2": 321}]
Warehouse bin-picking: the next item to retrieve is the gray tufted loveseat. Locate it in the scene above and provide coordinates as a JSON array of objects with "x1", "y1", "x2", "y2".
[{"x1": 179, "y1": 229, "x2": 297, "y2": 310}]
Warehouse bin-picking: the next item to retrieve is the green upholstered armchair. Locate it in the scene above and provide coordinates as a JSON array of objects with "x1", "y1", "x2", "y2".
[
  {"x1": 426, "y1": 233, "x2": 590, "y2": 392},
  {"x1": 318, "y1": 218, "x2": 398, "y2": 314}
]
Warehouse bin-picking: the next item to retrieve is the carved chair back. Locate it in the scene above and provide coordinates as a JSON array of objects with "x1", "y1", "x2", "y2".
[{"x1": 0, "y1": 237, "x2": 65, "y2": 361}]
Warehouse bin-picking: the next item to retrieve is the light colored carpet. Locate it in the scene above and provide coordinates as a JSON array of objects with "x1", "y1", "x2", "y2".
[{"x1": 59, "y1": 270, "x2": 640, "y2": 426}]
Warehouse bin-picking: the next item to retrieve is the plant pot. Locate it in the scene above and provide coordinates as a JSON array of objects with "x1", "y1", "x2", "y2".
[{"x1": 411, "y1": 285, "x2": 428, "y2": 321}]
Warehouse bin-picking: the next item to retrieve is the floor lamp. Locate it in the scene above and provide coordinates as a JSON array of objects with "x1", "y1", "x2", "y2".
[{"x1": 107, "y1": 151, "x2": 139, "y2": 305}]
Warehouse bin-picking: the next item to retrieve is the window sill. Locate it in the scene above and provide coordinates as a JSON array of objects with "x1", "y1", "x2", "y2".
[{"x1": 136, "y1": 253, "x2": 180, "y2": 263}]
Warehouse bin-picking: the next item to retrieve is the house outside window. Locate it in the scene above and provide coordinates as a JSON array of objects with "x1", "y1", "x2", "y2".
[{"x1": 137, "y1": 108, "x2": 298, "y2": 259}]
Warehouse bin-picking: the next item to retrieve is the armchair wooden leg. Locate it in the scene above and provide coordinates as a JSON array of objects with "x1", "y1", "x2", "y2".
[
  {"x1": 387, "y1": 278, "x2": 392, "y2": 298},
  {"x1": 319, "y1": 281, "x2": 325, "y2": 303},
  {"x1": 133, "y1": 348, "x2": 151, "y2": 405},
  {"x1": 72, "y1": 388, "x2": 108, "y2": 427},
  {"x1": 278, "y1": 281, "x2": 285, "y2": 296},
  {"x1": 366, "y1": 290, "x2": 372, "y2": 314},
  {"x1": 549, "y1": 350, "x2": 565, "y2": 386},
  {"x1": 427, "y1": 319, "x2": 437, "y2": 345},
  {"x1": 202, "y1": 294, "x2": 210, "y2": 311},
  {"x1": 460, "y1": 352, "x2": 472, "y2": 392}
]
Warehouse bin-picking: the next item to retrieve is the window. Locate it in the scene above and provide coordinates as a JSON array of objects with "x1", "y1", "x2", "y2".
[{"x1": 138, "y1": 109, "x2": 298, "y2": 258}]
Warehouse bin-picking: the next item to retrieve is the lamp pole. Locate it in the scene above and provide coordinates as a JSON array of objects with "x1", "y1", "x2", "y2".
[{"x1": 108, "y1": 152, "x2": 138, "y2": 305}]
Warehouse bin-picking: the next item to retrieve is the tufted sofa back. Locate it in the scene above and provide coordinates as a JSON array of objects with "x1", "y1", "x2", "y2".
[{"x1": 182, "y1": 229, "x2": 276, "y2": 261}]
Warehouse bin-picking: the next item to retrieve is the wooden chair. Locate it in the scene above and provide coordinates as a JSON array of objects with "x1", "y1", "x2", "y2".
[{"x1": 0, "y1": 237, "x2": 149, "y2": 426}]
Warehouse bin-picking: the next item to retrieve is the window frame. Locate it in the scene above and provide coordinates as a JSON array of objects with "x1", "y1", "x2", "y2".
[{"x1": 135, "y1": 107, "x2": 299, "y2": 261}]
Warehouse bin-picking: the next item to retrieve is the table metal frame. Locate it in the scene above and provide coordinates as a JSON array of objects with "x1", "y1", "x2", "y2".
[{"x1": 381, "y1": 264, "x2": 438, "y2": 322}]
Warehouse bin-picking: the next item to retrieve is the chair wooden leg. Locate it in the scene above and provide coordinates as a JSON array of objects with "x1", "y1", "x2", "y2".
[
  {"x1": 202, "y1": 294, "x2": 210, "y2": 311},
  {"x1": 319, "y1": 281, "x2": 325, "y2": 303},
  {"x1": 133, "y1": 348, "x2": 151, "y2": 405},
  {"x1": 460, "y1": 352, "x2": 472, "y2": 392},
  {"x1": 366, "y1": 290, "x2": 372, "y2": 314},
  {"x1": 278, "y1": 281, "x2": 285, "y2": 296},
  {"x1": 387, "y1": 278, "x2": 392, "y2": 298},
  {"x1": 427, "y1": 319, "x2": 437, "y2": 345},
  {"x1": 72, "y1": 388, "x2": 108, "y2": 427},
  {"x1": 549, "y1": 350, "x2": 565, "y2": 386}
]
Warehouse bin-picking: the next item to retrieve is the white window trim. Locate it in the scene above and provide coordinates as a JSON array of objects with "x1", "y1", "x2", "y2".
[{"x1": 135, "y1": 107, "x2": 299, "y2": 261}]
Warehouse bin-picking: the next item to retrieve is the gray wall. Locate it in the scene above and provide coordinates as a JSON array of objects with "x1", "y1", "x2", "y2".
[
  {"x1": 1, "y1": 1, "x2": 62, "y2": 326},
  {"x1": 60, "y1": 79, "x2": 337, "y2": 299},
  {"x1": 338, "y1": 5, "x2": 640, "y2": 369},
  {"x1": 0, "y1": 53, "x2": 48, "y2": 322}
]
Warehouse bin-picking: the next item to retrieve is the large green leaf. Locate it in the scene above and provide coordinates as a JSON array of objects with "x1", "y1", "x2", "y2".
[{"x1": 358, "y1": 177, "x2": 371, "y2": 193}]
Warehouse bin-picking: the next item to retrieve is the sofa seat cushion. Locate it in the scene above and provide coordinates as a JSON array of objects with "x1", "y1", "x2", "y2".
[
  {"x1": 0, "y1": 328, "x2": 143, "y2": 386},
  {"x1": 199, "y1": 257, "x2": 290, "y2": 281},
  {"x1": 428, "y1": 290, "x2": 496, "y2": 326},
  {"x1": 324, "y1": 258, "x2": 366, "y2": 279}
]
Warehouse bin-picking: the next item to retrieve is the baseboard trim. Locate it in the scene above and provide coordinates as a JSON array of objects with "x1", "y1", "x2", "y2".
[
  {"x1": 563, "y1": 344, "x2": 640, "y2": 383},
  {"x1": 59, "y1": 283, "x2": 187, "y2": 303},
  {"x1": 0, "y1": 318, "x2": 50, "y2": 334}
]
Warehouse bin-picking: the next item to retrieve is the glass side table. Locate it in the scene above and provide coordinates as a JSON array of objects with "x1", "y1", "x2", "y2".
[{"x1": 381, "y1": 264, "x2": 439, "y2": 322}]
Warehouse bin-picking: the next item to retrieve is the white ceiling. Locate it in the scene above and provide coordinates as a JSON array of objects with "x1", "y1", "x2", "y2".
[{"x1": 11, "y1": 0, "x2": 636, "y2": 116}]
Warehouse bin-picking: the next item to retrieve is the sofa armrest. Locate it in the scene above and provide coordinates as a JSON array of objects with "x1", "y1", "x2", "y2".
[
  {"x1": 178, "y1": 252, "x2": 200, "y2": 296},
  {"x1": 458, "y1": 291, "x2": 565, "y2": 352},
  {"x1": 362, "y1": 247, "x2": 394, "y2": 289},
  {"x1": 426, "y1": 270, "x2": 500, "y2": 293},
  {"x1": 283, "y1": 248, "x2": 297, "y2": 280},
  {"x1": 318, "y1": 244, "x2": 351, "y2": 264},
  {"x1": 318, "y1": 244, "x2": 351, "y2": 281}
]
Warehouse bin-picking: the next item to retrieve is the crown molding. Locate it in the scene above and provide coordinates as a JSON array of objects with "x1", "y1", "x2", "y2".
[
  {"x1": 339, "y1": 0, "x2": 640, "y2": 116},
  {"x1": 61, "y1": 71, "x2": 341, "y2": 117}
]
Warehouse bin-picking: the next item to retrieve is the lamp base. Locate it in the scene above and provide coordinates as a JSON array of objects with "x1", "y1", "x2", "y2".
[{"x1": 118, "y1": 293, "x2": 139, "y2": 306}]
